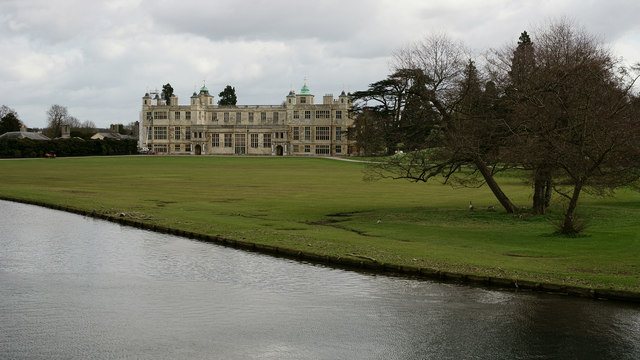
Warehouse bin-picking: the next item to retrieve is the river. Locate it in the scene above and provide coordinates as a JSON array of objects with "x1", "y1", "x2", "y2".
[{"x1": 0, "y1": 200, "x2": 638, "y2": 359}]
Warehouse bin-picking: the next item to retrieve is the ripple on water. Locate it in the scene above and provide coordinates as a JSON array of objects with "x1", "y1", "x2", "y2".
[{"x1": 1, "y1": 200, "x2": 639, "y2": 360}]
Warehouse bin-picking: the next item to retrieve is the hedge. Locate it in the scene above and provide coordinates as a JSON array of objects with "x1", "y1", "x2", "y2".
[{"x1": 0, "y1": 138, "x2": 138, "y2": 158}]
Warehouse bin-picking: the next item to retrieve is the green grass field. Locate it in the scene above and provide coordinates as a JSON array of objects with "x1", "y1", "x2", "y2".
[{"x1": 1, "y1": 156, "x2": 639, "y2": 293}]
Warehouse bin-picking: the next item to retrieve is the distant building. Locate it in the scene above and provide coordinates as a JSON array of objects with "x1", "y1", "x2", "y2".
[
  {"x1": 90, "y1": 132, "x2": 137, "y2": 140},
  {"x1": 0, "y1": 131, "x2": 50, "y2": 140},
  {"x1": 140, "y1": 82, "x2": 355, "y2": 156},
  {"x1": 61, "y1": 125, "x2": 71, "y2": 139}
]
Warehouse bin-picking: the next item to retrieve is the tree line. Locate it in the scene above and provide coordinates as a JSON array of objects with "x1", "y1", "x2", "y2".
[{"x1": 352, "y1": 20, "x2": 640, "y2": 234}]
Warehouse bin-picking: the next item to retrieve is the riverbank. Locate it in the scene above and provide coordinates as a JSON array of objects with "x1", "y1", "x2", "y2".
[{"x1": 1, "y1": 156, "x2": 639, "y2": 301}]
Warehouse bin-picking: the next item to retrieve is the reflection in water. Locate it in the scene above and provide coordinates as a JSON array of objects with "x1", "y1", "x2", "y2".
[{"x1": 0, "y1": 200, "x2": 638, "y2": 359}]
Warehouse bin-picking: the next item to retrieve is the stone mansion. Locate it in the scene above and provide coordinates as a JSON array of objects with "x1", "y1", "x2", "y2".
[{"x1": 140, "y1": 83, "x2": 354, "y2": 156}]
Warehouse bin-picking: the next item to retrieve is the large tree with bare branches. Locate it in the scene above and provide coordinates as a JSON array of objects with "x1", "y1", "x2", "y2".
[{"x1": 501, "y1": 20, "x2": 640, "y2": 232}]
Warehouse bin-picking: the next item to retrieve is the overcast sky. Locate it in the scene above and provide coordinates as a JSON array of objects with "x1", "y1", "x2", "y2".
[{"x1": 2, "y1": 0, "x2": 640, "y2": 129}]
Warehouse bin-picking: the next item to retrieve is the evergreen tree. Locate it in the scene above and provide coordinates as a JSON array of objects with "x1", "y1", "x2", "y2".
[
  {"x1": 161, "y1": 83, "x2": 174, "y2": 105},
  {"x1": 218, "y1": 85, "x2": 237, "y2": 106},
  {"x1": 0, "y1": 112, "x2": 22, "y2": 134}
]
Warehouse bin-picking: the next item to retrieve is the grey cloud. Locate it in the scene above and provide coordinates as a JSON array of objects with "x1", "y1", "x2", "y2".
[{"x1": 145, "y1": 0, "x2": 381, "y2": 43}]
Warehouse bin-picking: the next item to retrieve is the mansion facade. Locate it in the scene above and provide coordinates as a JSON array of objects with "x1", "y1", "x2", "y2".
[{"x1": 140, "y1": 83, "x2": 354, "y2": 156}]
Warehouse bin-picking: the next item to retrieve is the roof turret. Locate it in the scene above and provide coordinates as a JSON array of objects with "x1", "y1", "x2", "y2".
[{"x1": 300, "y1": 82, "x2": 311, "y2": 95}]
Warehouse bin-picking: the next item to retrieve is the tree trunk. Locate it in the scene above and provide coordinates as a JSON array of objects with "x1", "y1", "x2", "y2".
[
  {"x1": 533, "y1": 168, "x2": 551, "y2": 214},
  {"x1": 562, "y1": 182, "x2": 583, "y2": 234},
  {"x1": 544, "y1": 178, "x2": 552, "y2": 208},
  {"x1": 474, "y1": 156, "x2": 518, "y2": 213}
]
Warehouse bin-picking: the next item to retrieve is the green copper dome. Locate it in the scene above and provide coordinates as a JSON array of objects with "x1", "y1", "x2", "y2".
[
  {"x1": 300, "y1": 83, "x2": 311, "y2": 95},
  {"x1": 200, "y1": 86, "x2": 209, "y2": 92}
]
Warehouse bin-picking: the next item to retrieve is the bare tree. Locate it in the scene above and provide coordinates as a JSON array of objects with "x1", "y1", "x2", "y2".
[
  {"x1": 370, "y1": 33, "x2": 519, "y2": 213},
  {"x1": 502, "y1": 20, "x2": 640, "y2": 232},
  {"x1": 0, "y1": 105, "x2": 18, "y2": 119},
  {"x1": 45, "y1": 104, "x2": 69, "y2": 138}
]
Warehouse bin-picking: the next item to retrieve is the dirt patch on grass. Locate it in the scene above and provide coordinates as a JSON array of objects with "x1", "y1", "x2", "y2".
[
  {"x1": 504, "y1": 253, "x2": 557, "y2": 258},
  {"x1": 210, "y1": 198, "x2": 245, "y2": 203},
  {"x1": 306, "y1": 212, "x2": 377, "y2": 237}
]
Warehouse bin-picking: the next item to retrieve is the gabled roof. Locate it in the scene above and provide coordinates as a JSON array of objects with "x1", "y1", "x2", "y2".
[{"x1": 0, "y1": 132, "x2": 50, "y2": 140}]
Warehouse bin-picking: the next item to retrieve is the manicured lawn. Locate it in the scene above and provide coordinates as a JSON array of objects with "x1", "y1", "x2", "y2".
[{"x1": 1, "y1": 156, "x2": 639, "y2": 292}]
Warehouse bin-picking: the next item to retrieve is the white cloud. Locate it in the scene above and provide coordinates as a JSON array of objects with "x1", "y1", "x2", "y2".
[{"x1": 0, "y1": 0, "x2": 639, "y2": 128}]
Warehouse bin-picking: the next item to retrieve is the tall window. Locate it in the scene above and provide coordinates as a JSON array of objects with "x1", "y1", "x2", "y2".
[
  {"x1": 236, "y1": 112, "x2": 241, "y2": 123},
  {"x1": 224, "y1": 134, "x2": 232, "y2": 147},
  {"x1": 316, "y1": 110, "x2": 330, "y2": 119},
  {"x1": 335, "y1": 126, "x2": 342, "y2": 141},
  {"x1": 316, "y1": 127, "x2": 330, "y2": 140},
  {"x1": 249, "y1": 112, "x2": 254, "y2": 122},
  {"x1": 185, "y1": 127, "x2": 191, "y2": 140},
  {"x1": 293, "y1": 110, "x2": 299, "y2": 119},
  {"x1": 153, "y1": 126, "x2": 167, "y2": 140},
  {"x1": 175, "y1": 111, "x2": 181, "y2": 120},
  {"x1": 261, "y1": 112, "x2": 267, "y2": 122},
  {"x1": 212, "y1": 113, "x2": 218, "y2": 121},
  {"x1": 335, "y1": 145, "x2": 342, "y2": 153},
  {"x1": 273, "y1": 112, "x2": 279, "y2": 123},
  {"x1": 185, "y1": 111, "x2": 191, "y2": 120},
  {"x1": 235, "y1": 134, "x2": 246, "y2": 154},
  {"x1": 315, "y1": 145, "x2": 330, "y2": 154},
  {"x1": 224, "y1": 112, "x2": 229, "y2": 122},
  {"x1": 300, "y1": 97, "x2": 306, "y2": 104},
  {"x1": 263, "y1": 134, "x2": 271, "y2": 148},
  {"x1": 212, "y1": 134, "x2": 220, "y2": 147},
  {"x1": 293, "y1": 145, "x2": 299, "y2": 153},
  {"x1": 304, "y1": 145, "x2": 310, "y2": 153},
  {"x1": 251, "y1": 133, "x2": 259, "y2": 148},
  {"x1": 304, "y1": 126, "x2": 311, "y2": 140},
  {"x1": 174, "y1": 127, "x2": 181, "y2": 140},
  {"x1": 174, "y1": 144, "x2": 181, "y2": 152},
  {"x1": 304, "y1": 111, "x2": 311, "y2": 119},
  {"x1": 335, "y1": 110, "x2": 342, "y2": 119},
  {"x1": 185, "y1": 144, "x2": 191, "y2": 152},
  {"x1": 293, "y1": 127, "x2": 299, "y2": 140}
]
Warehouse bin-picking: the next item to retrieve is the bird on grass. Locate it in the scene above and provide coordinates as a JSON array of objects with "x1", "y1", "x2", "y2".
[{"x1": 469, "y1": 201, "x2": 474, "y2": 211}]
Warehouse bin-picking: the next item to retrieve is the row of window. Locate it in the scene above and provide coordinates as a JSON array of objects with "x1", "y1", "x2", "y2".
[
  {"x1": 151, "y1": 110, "x2": 343, "y2": 122},
  {"x1": 154, "y1": 126, "x2": 344, "y2": 142},
  {"x1": 292, "y1": 110, "x2": 342, "y2": 120},
  {"x1": 292, "y1": 126, "x2": 342, "y2": 141},
  {"x1": 210, "y1": 133, "x2": 272, "y2": 148},
  {"x1": 291, "y1": 145, "x2": 342, "y2": 154},
  {"x1": 157, "y1": 143, "x2": 344, "y2": 154},
  {"x1": 150, "y1": 111, "x2": 192, "y2": 121}
]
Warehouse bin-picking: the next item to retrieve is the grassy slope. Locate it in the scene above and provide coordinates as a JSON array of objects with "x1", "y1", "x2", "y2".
[{"x1": 1, "y1": 156, "x2": 638, "y2": 292}]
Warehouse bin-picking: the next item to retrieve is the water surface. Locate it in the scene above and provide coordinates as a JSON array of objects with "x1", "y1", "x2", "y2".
[{"x1": 1, "y1": 200, "x2": 638, "y2": 359}]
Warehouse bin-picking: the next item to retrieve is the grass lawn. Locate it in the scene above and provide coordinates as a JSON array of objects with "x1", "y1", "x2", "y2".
[{"x1": 1, "y1": 156, "x2": 639, "y2": 293}]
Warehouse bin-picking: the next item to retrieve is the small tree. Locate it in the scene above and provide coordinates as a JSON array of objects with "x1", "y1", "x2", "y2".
[
  {"x1": 218, "y1": 85, "x2": 237, "y2": 106},
  {"x1": 162, "y1": 83, "x2": 174, "y2": 105}
]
